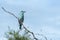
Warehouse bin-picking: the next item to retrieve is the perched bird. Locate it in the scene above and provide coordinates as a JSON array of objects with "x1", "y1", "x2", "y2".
[{"x1": 18, "y1": 11, "x2": 26, "y2": 29}]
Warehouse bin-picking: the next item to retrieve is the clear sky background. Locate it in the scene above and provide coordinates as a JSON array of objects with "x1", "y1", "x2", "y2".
[{"x1": 0, "y1": 0, "x2": 60, "y2": 40}]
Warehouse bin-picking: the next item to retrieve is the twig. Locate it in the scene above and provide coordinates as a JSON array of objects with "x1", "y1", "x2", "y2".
[
  {"x1": 23, "y1": 24, "x2": 38, "y2": 40},
  {"x1": 36, "y1": 34, "x2": 47, "y2": 40},
  {"x1": 1, "y1": 7, "x2": 19, "y2": 20}
]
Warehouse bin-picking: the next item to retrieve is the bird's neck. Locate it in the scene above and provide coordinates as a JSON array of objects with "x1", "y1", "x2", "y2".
[{"x1": 22, "y1": 13, "x2": 24, "y2": 16}]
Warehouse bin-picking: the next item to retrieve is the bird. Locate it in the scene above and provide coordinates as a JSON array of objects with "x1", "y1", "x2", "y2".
[{"x1": 18, "y1": 11, "x2": 26, "y2": 29}]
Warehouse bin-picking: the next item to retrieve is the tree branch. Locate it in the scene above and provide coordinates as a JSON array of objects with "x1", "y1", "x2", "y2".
[
  {"x1": 36, "y1": 34, "x2": 47, "y2": 40},
  {"x1": 1, "y1": 7, "x2": 19, "y2": 20},
  {"x1": 2, "y1": 7, "x2": 47, "y2": 40},
  {"x1": 23, "y1": 24, "x2": 38, "y2": 40}
]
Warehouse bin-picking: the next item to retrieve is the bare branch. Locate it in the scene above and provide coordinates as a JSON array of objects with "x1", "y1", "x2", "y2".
[
  {"x1": 36, "y1": 34, "x2": 47, "y2": 40},
  {"x1": 1, "y1": 7, "x2": 47, "y2": 40},
  {"x1": 1, "y1": 7, "x2": 19, "y2": 20},
  {"x1": 22, "y1": 24, "x2": 38, "y2": 40}
]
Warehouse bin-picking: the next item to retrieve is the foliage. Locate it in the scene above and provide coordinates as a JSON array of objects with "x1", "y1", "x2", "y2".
[{"x1": 5, "y1": 29, "x2": 32, "y2": 40}]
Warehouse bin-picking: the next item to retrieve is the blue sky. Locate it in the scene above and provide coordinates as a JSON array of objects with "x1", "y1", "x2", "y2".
[{"x1": 0, "y1": 0, "x2": 60, "y2": 40}]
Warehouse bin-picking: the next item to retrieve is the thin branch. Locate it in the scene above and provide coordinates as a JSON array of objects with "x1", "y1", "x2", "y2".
[
  {"x1": 2, "y1": 7, "x2": 47, "y2": 40},
  {"x1": 36, "y1": 34, "x2": 47, "y2": 40},
  {"x1": 1, "y1": 7, "x2": 19, "y2": 20},
  {"x1": 23, "y1": 24, "x2": 38, "y2": 40}
]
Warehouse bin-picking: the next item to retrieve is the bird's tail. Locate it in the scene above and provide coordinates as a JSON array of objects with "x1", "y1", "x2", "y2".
[{"x1": 19, "y1": 24, "x2": 22, "y2": 29}]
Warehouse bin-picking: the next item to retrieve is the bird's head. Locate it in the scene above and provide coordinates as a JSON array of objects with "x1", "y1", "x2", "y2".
[{"x1": 21, "y1": 11, "x2": 26, "y2": 13}]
